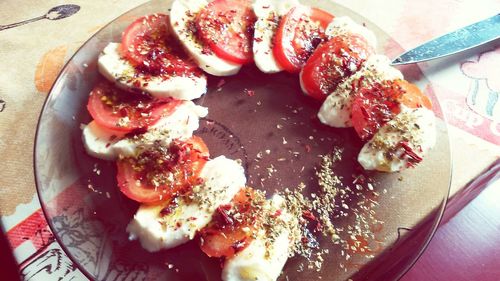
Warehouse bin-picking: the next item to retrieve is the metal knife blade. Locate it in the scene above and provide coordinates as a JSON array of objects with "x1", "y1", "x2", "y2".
[{"x1": 392, "y1": 13, "x2": 500, "y2": 65}]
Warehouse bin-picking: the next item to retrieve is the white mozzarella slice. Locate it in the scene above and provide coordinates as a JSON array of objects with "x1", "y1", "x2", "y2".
[
  {"x1": 98, "y1": 43, "x2": 207, "y2": 100},
  {"x1": 127, "y1": 156, "x2": 246, "y2": 252},
  {"x1": 82, "y1": 101, "x2": 207, "y2": 160},
  {"x1": 222, "y1": 195, "x2": 291, "y2": 281},
  {"x1": 325, "y1": 16, "x2": 377, "y2": 49},
  {"x1": 252, "y1": 0, "x2": 299, "y2": 73},
  {"x1": 113, "y1": 101, "x2": 208, "y2": 158},
  {"x1": 318, "y1": 55, "x2": 403, "y2": 128},
  {"x1": 81, "y1": 121, "x2": 126, "y2": 161},
  {"x1": 317, "y1": 94, "x2": 352, "y2": 128},
  {"x1": 358, "y1": 107, "x2": 436, "y2": 172},
  {"x1": 169, "y1": 0, "x2": 242, "y2": 76}
]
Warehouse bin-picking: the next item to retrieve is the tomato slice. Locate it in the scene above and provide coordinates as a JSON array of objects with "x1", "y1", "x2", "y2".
[
  {"x1": 121, "y1": 14, "x2": 198, "y2": 76},
  {"x1": 300, "y1": 35, "x2": 373, "y2": 101},
  {"x1": 199, "y1": 187, "x2": 264, "y2": 258},
  {"x1": 351, "y1": 79, "x2": 432, "y2": 140},
  {"x1": 195, "y1": 0, "x2": 256, "y2": 64},
  {"x1": 397, "y1": 81, "x2": 432, "y2": 110},
  {"x1": 200, "y1": 226, "x2": 250, "y2": 258},
  {"x1": 116, "y1": 136, "x2": 209, "y2": 203},
  {"x1": 87, "y1": 81, "x2": 181, "y2": 133},
  {"x1": 273, "y1": 6, "x2": 334, "y2": 73}
]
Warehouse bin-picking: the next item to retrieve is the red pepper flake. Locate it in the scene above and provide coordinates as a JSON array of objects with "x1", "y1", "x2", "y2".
[
  {"x1": 301, "y1": 237, "x2": 309, "y2": 244},
  {"x1": 406, "y1": 162, "x2": 415, "y2": 168},
  {"x1": 195, "y1": 177, "x2": 205, "y2": 185},
  {"x1": 351, "y1": 80, "x2": 357, "y2": 90},
  {"x1": 254, "y1": 37, "x2": 263, "y2": 42},
  {"x1": 315, "y1": 221, "x2": 323, "y2": 232},
  {"x1": 304, "y1": 144, "x2": 312, "y2": 153},
  {"x1": 160, "y1": 199, "x2": 179, "y2": 216},
  {"x1": 188, "y1": 217, "x2": 197, "y2": 221},
  {"x1": 244, "y1": 89, "x2": 255, "y2": 97},
  {"x1": 357, "y1": 75, "x2": 365, "y2": 88},
  {"x1": 217, "y1": 205, "x2": 233, "y2": 225},
  {"x1": 271, "y1": 209, "x2": 282, "y2": 218},
  {"x1": 400, "y1": 142, "x2": 423, "y2": 163},
  {"x1": 352, "y1": 175, "x2": 365, "y2": 185},
  {"x1": 119, "y1": 107, "x2": 129, "y2": 117},
  {"x1": 132, "y1": 80, "x2": 142, "y2": 88},
  {"x1": 302, "y1": 210, "x2": 317, "y2": 221},
  {"x1": 360, "y1": 106, "x2": 370, "y2": 118},
  {"x1": 160, "y1": 207, "x2": 174, "y2": 216},
  {"x1": 217, "y1": 79, "x2": 226, "y2": 88}
]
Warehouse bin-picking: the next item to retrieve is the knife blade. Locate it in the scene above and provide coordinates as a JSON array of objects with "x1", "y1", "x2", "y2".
[{"x1": 392, "y1": 13, "x2": 500, "y2": 65}]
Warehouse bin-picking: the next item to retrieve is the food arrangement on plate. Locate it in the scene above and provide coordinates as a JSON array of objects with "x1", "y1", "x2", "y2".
[{"x1": 80, "y1": 0, "x2": 437, "y2": 280}]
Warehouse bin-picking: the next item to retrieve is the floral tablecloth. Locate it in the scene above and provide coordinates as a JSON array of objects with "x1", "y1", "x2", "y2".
[{"x1": 0, "y1": 0, "x2": 498, "y2": 280}]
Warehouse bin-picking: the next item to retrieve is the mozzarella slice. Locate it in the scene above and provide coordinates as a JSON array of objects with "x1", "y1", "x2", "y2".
[
  {"x1": 252, "y1": 0, "x2": 299, "y2": 73},
  {"x1": 127, "y1": 156, "x2": 246, "y2": 252},
  {"x1": 325, "y1": 16, "x2": 377, "y2": 49},
  {"x1": 113, "y1": 101, "x2": 207, "y2": 158},
  {"x1": 98, "y1": 43, "x2": 207, "y2": 100},
  {"x1": 358, "y1": 107, "x2": 436, "y2": 172},
  {"x1": 169, "y1": 0, "x2": 242, "y2": 76},
  {"x1": 82, "y1": 101, "x2": 207, "y2": 160},
  {"x1": 318, "y1": 55, "x2": 403, "y2": 127},
  {"x1": 222, "y1": 195, "x2": 291, "y2": 281},
  {"x1": 81, "y1": 121, "x2": 126, "y2": 160}
]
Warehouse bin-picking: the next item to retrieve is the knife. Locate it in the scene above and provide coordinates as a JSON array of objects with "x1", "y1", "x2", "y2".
[{"x1": 392, "y1": 13, "x2": 500, "y2": 65}]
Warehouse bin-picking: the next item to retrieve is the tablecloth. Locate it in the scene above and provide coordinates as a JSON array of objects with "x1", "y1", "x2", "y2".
[{"x1": 0, "y1": 0, "x2": 499, "y2": 280}]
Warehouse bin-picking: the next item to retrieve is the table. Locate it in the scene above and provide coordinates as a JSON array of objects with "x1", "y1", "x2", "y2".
[
  {"x1": 0, "y1": 0, "x2": 499, "y2": 280},
  {"x1": 403, "y1": 160, "x2": 500, "y2": 281}
]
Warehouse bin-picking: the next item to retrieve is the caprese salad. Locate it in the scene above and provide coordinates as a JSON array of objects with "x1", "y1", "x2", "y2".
[{"x1": 81, "y1": 0, "x2": 437, "y2": 280}]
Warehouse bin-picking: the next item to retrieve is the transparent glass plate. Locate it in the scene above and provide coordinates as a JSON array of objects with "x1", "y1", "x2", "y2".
[{"x1": 34, "y1": 0, "x2": 451, "y2": 280}]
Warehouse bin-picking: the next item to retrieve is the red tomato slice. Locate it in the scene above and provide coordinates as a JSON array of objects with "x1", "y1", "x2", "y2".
[
  {"x1": 87, "y1": 81, "x2": 181, "y2": 133},
  {"x1": 351, "y1": 79, "x2": 432, "y2": 140},
  {"x1": 300, "y1": 35, "x2": 374, "y2": 101},
  {"x1": 195, "y1": 0, "x2": 256, "y2": 64},
  {"x1": 273, "y1": 6, "x2": 334, "y2": 73},
  {"x1": 397, "y1": 81, "x2": 432, "y2": 110},
  {"x1": 200, "y1": 227, "x2": 250, "y2": 258},
  {"x1": 199, "y1": 187, "x2": 263, "y2": 258},
  {"x1": 116, "y1": 136, "x2": 209, "y2": 203},
  {"x1": 121, "y1": 14, "x2": 198, "y2": 76}
]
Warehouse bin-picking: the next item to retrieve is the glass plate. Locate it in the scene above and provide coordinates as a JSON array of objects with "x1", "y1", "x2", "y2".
[{"x1": 34, "y1": 0, "x2": 451, "y2": 280}]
